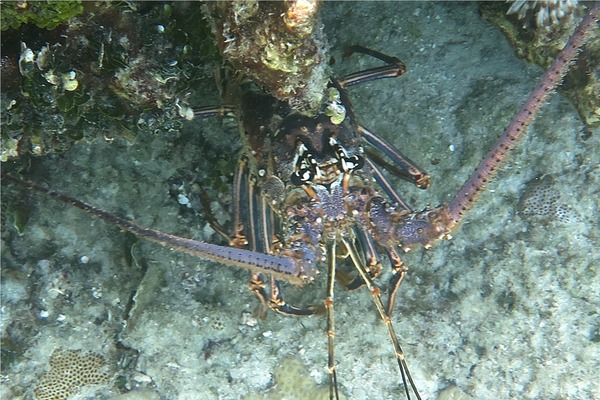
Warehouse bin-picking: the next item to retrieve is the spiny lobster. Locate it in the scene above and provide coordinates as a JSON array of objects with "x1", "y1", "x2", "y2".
[{"x1": 3, "y1": 3, "x2": 598, "y2": 399}]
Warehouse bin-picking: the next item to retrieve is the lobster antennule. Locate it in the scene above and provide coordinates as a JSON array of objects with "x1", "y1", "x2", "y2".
[{"x1": 448, "y1": 3, "x2": 600, "y2": 226}]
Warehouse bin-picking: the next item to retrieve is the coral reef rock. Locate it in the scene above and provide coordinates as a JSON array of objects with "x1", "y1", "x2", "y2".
[
  {"x1": 205, "y1": 0, "x2": 330, "y2": 113},
  {"x1": 33, "y1": 349, "x2": 110, "y2": 400}
]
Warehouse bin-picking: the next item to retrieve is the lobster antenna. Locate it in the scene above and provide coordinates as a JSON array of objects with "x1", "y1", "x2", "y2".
[
  {"x1": 448, "y1": 3, "x2": 599, "y2": 226},
  {"x1": 2, "y1": 173, "x2": 308, "y2": 284}
]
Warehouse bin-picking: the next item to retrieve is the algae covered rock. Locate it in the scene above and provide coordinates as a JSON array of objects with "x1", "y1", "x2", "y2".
[
  {"x1": 1, "y1": 2, "x2": 218, "y2": 161},
  {"x1": 481, "y1": 2, "x2": 600, "y2": 127},
  {"x1": 1, "y1": 0, "x2": 83, "y2": 31}
]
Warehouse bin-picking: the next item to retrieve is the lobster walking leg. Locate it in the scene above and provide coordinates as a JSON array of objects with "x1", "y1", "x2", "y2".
[
  {"x1": 324, "y1": 48, "x2": 430, "y2": 316},
  {"x1": 342, "y1": 237, "x2": 421, "y2": 400},
  {"x1": 383, "y1": 246, "x2": 409, "y2": 317},
  {"x1": 235, "y1": 153, "x2": 325, "y2": 316},
  {"x1": 338, "y1": 45, "x2": 407, "y2": 88},
  {"x1": 343, "y1": 226, "x2": 384, "y2": 290},
  {"x1": 364, "y1": 157, "x2": 413, "y2": 212},
  {"x1": 359, "y1": 125, "x2": 431, "y2": 189},
  {"x1": 192, "y1": 107, "x2": 325, "y2": 315},
  {"x1": 325, "y1": 240, "x2": 340, "y2": 400}
]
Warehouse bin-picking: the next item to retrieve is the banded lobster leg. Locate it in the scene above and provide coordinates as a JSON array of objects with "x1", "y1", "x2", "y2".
[
  {"x1": 192, "y1": 109, "x2": 324, "y2": 317},
  {"x1": 346, "y1": 219, "x2": 409, "y2": 317},
  {"x1": 337, "y1": 45, "x2": 431, "y2": 191},
  {"x1": 319, "y1": 48, "x2": 431, "y2": 399},
  {"x1": 344, "y1": 157, "x2": 413, "y2": 315},
  {"x1": 333, "y1": 46, "x2": 430, "y2": 316},
  {"x1": 238, "y1": 156, "x2": 323, "y2": 317},
  {"x1": 342, "y1": 236, "x2": 421, "y2": 400}
]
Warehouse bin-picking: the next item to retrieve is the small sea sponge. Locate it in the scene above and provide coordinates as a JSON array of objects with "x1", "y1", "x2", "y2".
[
  {"x1": 33, "y1": 349, "x2": 110, "y2": 400},
  {"x1": 518, "y1": 175, "x2": 577, "y2": 223}
]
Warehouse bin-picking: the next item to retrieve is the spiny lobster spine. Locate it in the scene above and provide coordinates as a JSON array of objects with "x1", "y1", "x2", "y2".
[{"x1": 448, "y1": 3, "x2": 599, "y2": 226}]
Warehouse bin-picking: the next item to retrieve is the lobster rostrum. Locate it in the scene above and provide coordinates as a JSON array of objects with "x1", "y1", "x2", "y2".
[{"x1": 4, "y1": 3, "x2": 599, "y2": 399}]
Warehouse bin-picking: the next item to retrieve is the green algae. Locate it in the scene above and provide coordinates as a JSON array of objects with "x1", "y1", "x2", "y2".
[{"x1": 1, "y1": 0, "x2": 83, "y2": 31}]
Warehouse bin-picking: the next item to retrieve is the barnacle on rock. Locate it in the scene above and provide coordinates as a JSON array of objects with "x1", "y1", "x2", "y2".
[{"x1": 33, "y1": 349, "x2": 110, "y2": 400}]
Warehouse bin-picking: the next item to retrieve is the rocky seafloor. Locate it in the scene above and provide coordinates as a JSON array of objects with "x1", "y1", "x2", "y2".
[{"x1": 1, "y1": 2, "x2": 598, "y2": 399}]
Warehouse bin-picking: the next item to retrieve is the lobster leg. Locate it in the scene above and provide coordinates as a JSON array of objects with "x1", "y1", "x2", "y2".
[
  {"x1": 192, "y1": 109, "x2": 326, "y2": 315},
  {"x1": 232, "y1": 155, "x2": 324, "y2": 316},
  {"x1": 350, "y1": 159, "x2": 414, "y2": 315},
  {"x1": 364, "y1": 157, "x2": 413, "y2": 212},
  {"x1": 325, "y1": 239, "x2": 340, "y2": 400},
  {"x1": 342, "y1": 237, "x2": 421, "y2": 400},
  {"x1": 383, "y1": 246, "x2": 409, "y2": 317},
  {"x1": 192, "y1": 107, "x2": 322, "y2": 315},
  {"x1": 246, "y1": 173, "x2": 265, "y2": 252},
  {"x1": 193, "y1": 105, "x2": 237, "y2": 119},
  {"x1": 337, "y1": 45, "x2": 407, "y2": 88},
  {"x1": 341, "y1": 226, "x2": 383, "y2": 291},
  {"x1": 345, "y1": 207, "x2": 409, "y2": 317},
  {"x1": 359, "y1": 125, "x2": 430, "y2": 189},
  {"x1": 332, "y1": 46, "x2": 430, "y2": 189},
  {"x1": 181, "y1": 104, "x2": 249, "y2": 245},
  {"x1": 250, "y1": 274, "x2": 323, "y2": 317},
  {"x1": 196, "y1": 188, "x2": 233, "y2": 244},
  {"x1": 233, "y1": 156, "x2": 274, "y2": 316},
  {"x1": 248, "y1": 194, "x2": 323, "y2": 317},
  {"x1": 231, "y1": 156, "x2": 250, "y2": 248}
]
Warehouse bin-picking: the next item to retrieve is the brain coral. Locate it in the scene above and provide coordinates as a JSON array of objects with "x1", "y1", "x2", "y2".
[{"x1": 33, "y1": 349, "x2": 110, "y2": 400}]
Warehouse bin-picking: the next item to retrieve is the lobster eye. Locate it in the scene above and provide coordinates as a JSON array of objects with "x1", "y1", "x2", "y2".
[{"x1": 291, "y1": 168, "x2": 314, "y2": 186}]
